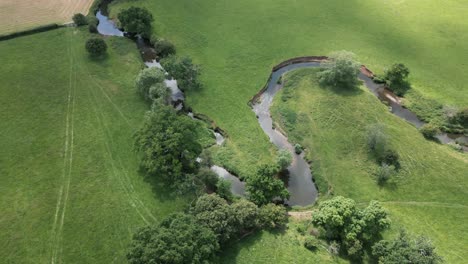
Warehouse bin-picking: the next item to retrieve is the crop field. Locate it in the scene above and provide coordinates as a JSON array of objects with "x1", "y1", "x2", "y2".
[
  {"x1": 0, "y1": 28, "x2": 188, "y2": 263},
  {"x1": 270, "y1": 68, "x2": 468, "y2": 263},
  {"x1": 0, "y1": 0, "x2": 94, "y2": 34},
  {"x1": 110, "y1": 0, "x2": 468, "y2": 178}
]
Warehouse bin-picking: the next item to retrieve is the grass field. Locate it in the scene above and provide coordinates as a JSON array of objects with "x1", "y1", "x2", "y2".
[
  {"x1": 270, "y1": 68, "x2": 468, "y2": 263},
  {"x1": 0, "y1": 28, "x2": 189, "y2": 263},
  {"x1": 0, "y1": 0, "x2": 94, "y2": 34},
  {"x1": 110, "y1": 0, "x2": 468, "y2": 178}
]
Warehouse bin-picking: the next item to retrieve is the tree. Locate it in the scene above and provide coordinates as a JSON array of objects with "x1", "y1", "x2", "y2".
[
  {"x1": 246, "y1": 164, "x2": 289, "y2": 205},
  {"x1": 372, "y1": 230, "x2": 443, "y2": 264},
  {"x1": 127, "y1": 213, "x2": 219, "y2": 264},
  {"x1": 72, "y1": 13, "x2": 87, "y2": 26},
  {"x1": 384, "y1": 63, "x2": 410, "y2": 96},
  {"x1": 118, "y1": 7, "x2": 154, "y2": 37},
  {"x1": 135, "y1": 67, "x2": 166, "y2": 101},
  {"x1": 231, "y1": 199, "x2": 259, "y2": 231},
  {"x1": 258, "y1": 203, "x2": 288, "y2": 229},
  {"x1": 154, "y1": 39, "x2": 176, "y2": 58},
  {"x1": 318, "y1": 51, "x2": 361, "y2": 88},
  {"x1": 277, "y1": 149, "x2": 292, "y2": 171},
  {"x1": 312, "y1": 196, "x2": 390, "y2": 258},
  {"x1": 134, "y1": 104, "x2": 202, "y2": 189},
  {"x1": 161, "y1": 55, "x2": 201, "y2": 91},
  {"x1": 148, "y1": 82, "x2": 170, "y2": 104},
  {"x1": 85, "y1": 38, "x2": 107, "y2": 56},
  {"x1": 191, "y1": 194, "x2": 237, "y2": 243}
]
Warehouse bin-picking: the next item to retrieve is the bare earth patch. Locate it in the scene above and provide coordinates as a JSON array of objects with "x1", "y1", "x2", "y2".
[{"x1": 0, "y1": 0, "x2": 94, "y2": 34}]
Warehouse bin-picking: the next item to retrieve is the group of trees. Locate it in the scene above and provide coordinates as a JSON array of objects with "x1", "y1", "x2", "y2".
[
  {"x1": 118, "y1": 7, "x2": 154, "y2": 37},
  {"x1": 366, "y1": 124, "x2": 400, "y2": 185},
  {"x1": 318, "y1": 51, "x2": 361, "y2": 89},
  {"x1": 161, "y1": 55, "x2": 202, "y2": 91},
  {"x1": 72, "y1": 13, "x2": 107, "y2": 57},
  {"x1": 135, "y1": 67, "x2": 169, "y2": 103},
  {"x1": 127, "y1": 194, "x2": 288, "y2": 263},
  {"x1": 312, "y1": 196, "x2": 390, "y2": 260}
]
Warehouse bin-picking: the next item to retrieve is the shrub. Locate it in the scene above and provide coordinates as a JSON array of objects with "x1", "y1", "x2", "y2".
[
  {"x1": 318, "y1": 50, "x2": 361, "y2": 88},
  {"x1": 154, "y1": 39, "x2": 176, "y2": 58},
  {"x1": 375, "y1": 163, "x2": 396, "y2": 185},
  {"x1": 383, "y1": 63, "x2": 411, "y2": 96},
  {"x1": 294, "y1": 144, "x2": 303, "y2": 154},
  {"x1": 197, "y1": 168, "x2": 219, "y2": 191},
  {"x1": 455, "y1": 108, "x2": 468, "y2": 127},
  {"x1": 135, "y1": 67, "x2": 165, "y2": 101},
  {"x1": 87, "y1": 16, "x2": 98, "y2": 33},
  {"x1": 377, "y1": 148, "x2": 400, "y2": 168},
  {"x1": 258, "y1": 204, "x2": 288, "y2": 229},
  {"x1": 148, "y1": 83, "x2": 170, "y2": 104},
  {"x1": 85, "y1": 38, "x2": 107, "y2": 56},
  {"x1": 304, "y1": 236, "x2": 320, "y2": 251},
  {"x1": 216, "y1": 179, "x2": 233, "y2": 202},
  {"x1": 72, "y1": 13, "x2": 87, "y2": 26},
  {"x1": 117, "y1": 7, "x2": 153, "y2": 37},
  {"x1": 419, "y1": 123, "x2": 439, "y2": 139},
  {"x1": 367, "y1": 124, "x2": 388, "y2": 156},
  {"x1": 277, "y1": 149, "x2": 292, "y2": 171}
]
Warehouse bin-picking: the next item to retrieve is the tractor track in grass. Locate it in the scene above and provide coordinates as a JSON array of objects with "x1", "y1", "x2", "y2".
[{"x1": 50, "y1": 30, "x2": 76, "y2": 264}]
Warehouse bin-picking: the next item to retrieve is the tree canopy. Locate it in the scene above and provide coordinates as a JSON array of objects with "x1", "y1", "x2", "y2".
[
  {"x1": 318, "y1": 51, "x2": 361, "y2": 88},
  {"x1": 134, "y1": 104, "x2": 202, "y2": 189},
  {"x1": 127, "y1": 213, "x2": 219, "y2": 264},
  {"x1": 161, "y1": 55, "x2": 201, "y2": 91},
  {"x1": 384, "y1": 63, "x2": 411, "y2": 96},
  {"x1": 135, "y1": 67, "x2": 166, "y2": 102},
  {"x1": 246, "y1": 164, "x2": 289, "y2": 205},
  {"x1": 117, "y1": 7, "x2": 154, "y2": 37},
  {"x1": 85, "y1": 38, "x2": 107, "y2": 56}
]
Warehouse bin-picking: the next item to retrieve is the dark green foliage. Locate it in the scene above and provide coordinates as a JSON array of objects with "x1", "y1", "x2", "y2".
[
  {"x1": 216, "y1": 179, "x2": 233, "y2": 202},
  {"x1": 154, "y1": 39, "x2": 176, "y2": 58},
  {"x1": 0, "y1": 24, "x2": 60, "y2": 41},
  {"x1": 375, "y1": 163, "x2": 396, "y2": 185},
  {"x1": 318, "y1": 51, "x2": 361, "y2": 88},
  {"x1": 117, "y1": 7, "x2": 154, "y2": 37},
  {"x1": 135, "y1": 67, "x2": 166, "y2": 101},
  {"x1": 85, "y1": 37, "x2": 107, "y2": 56},
  {"x1": 133, "y1": 104, "x2": 202, "y2": 189},
  {"x1": 294, "y1": 143, "x2": 303, "y2": 154},
  {"x1": 161, "y1": 55, "x2": 201, "y2": 91},
  {"x1": 377, "y1": 148, "x2": 400, "y2": 168},
  {"x1": 191, "y1": 194, "x2": 237, "y2": 243},
  {"x1": 419, "y1": 123, "x2": 439, "y2": 139},
  {"x1": 384, "y1": 63, "x2": 411, "y2": 96},
  {"x1": 304, "y1": 236, "x2": 320, "y2": 251},
  {"x1": 127, "y1": 213, "x2": 219, "y2": 264},
  {"x1": 149, "y1": 82, "x2": 170, "y2": 104},
  {"x1": 231, "y1": 199, "x2": 259, "y2": 231},
  {"x1": 312, "y1": 196, "x2": 390, "y2": 259},
  {"x1": 72, "y1": 13, "x2": 87, "y2": 26},
  {"x1": 197, "y1": 168, "x2": 219, "y2": 191},
  {"x1": 246, "y1": 164, "x2": 289, "y2": 205},
  {"x1": 87, "y1": 16, "x2": 98, "y2": 33},
  {"x1": 258, "y1": 203, "x2": 288, "y2": 229},
  {"x1": 277, "y1": 149, "x2": 292, "y2": 171},
  {"x1": 372, "y1": 230, "x2": 443, "y2": 264},
  {"x1": 454, "y1": 108, "x2": 468, "y2": 127}
]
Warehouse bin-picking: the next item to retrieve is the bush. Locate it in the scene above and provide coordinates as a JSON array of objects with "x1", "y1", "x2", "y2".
[
  {"x1": 135, "y1": 67, "x2": 165, "y2": 101},
  {"x1": 216, "y1": 179, "x2": 234, "y2": 202},
  {"x1": 72, "y1": 13, "x2": 87, "y2": 26},
  {"x1": 154, "y1": 39, "x2": 176, "y2": 58},
  {"x1": 294, "y1": 143, "x2": 303, "y2": 154},
  {"x1": 455, "y1": 108, "x2": 468, "y2": 127},
  {"x1": 304, "y1": 236, "x2": 320, "y2": 251},
  {"x1": 375, "y1": 163, "x2": 395, "y2": 185},
  {"x1": 117, "y1": 7, "x2": 153, "y2": 37},
  {"x1": 277, "y1": 149, "x2": 292, "y2": 171},
  {"x1": 318, "y1": 50, "x2": 361, "y2": 88},
  {"x1": 367, "y1": 124, "x2": 388, "y2": 156},
  {"x1": 85, "y1": 38, "x2": 107, "y2": 56},
  {"x1": 419, "y1": 123, "x2": 439, "y2": 139},
  {"x1": 377, "y1": 148, "x2": 400, "y2": 168},
  {"x1": 383, "y1": 63, "x2": 411, "y2": 96},
  {"x1": 258, "y1": 204, "x2": 288, "y2": 229},
  {"x1": 197, "y1": 168, "x2": 219, "y2": 191},
  {"x1": 87, "y1": 16, "x2": 98, "y2": 33},
  {"x1": 448, "y1": 142, "x2": 463, "y2": 152}
]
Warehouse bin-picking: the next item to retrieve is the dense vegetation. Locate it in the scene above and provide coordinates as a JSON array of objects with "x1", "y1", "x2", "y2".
[{"x1": 271, "y1": 68, "x2": 468, "y2": 263}]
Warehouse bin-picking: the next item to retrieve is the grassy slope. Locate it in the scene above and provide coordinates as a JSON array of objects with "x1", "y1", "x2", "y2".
[
  {"x1": 221, "y1": 220, "x2": 347, "y2": 264},
  {"x1": 110, "y1": 0, "x2": 468, "y2": 177},
  {"x1": 270, "y1": 68, "x2": 468, "y2": 263},
  {"x1": 0, "y1": 28, "x2": 187, "y2": 263}
]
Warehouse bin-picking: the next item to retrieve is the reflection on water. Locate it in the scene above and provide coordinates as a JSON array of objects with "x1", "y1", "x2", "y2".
[
  {"x1": 96, "y1": 11, "x2": 124, "y2": 37},
  {"x1": 211, "y1": 166, "x2": 245, "y2": 197}
]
